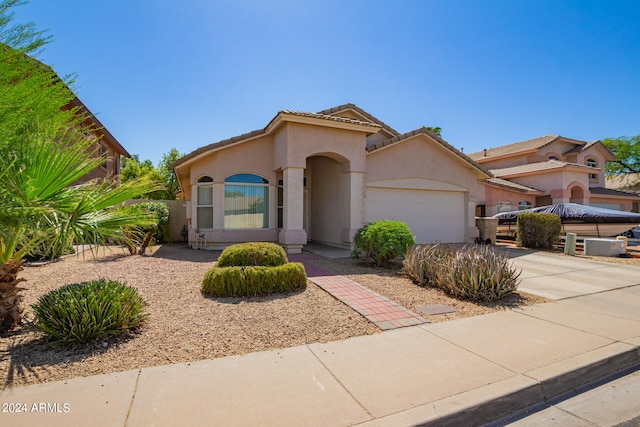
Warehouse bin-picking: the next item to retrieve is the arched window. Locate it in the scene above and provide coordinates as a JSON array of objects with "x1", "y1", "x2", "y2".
[
  {"x1": 196, "y1": 176, "x2": 214, "y2": 229},
  {"x1": 548, "y1": 155, "x2": 559, "y2": 161},
  {"x1": 224, "y1": 174, "x2": 269, "y2": 229},
  {"x1": 586, "y1": 158, "x2": 597, "y2": 180},
  {"x1": 518, "y1": 201, "x2": 532, "y2": 210},
  {"x1": 497, "y1": 201, "x2": 513, "y2": 213}
]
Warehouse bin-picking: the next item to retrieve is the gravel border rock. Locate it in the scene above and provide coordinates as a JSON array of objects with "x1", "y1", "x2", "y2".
[{"x1": 0, "y1": 243, "x2": 561, "y2": 389}]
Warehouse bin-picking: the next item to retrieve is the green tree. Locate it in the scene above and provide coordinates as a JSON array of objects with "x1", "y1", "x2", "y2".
[
  {"x1": 602, "y1": 135, "x2": 640, "y2": 175},
  {"x1": 0, "y1": 0, "x2": 162, "y2": 332},
  {"x1": 121, "y1": 149, "x2": 183, "y2": 200},
  {"x1": 157, "y1": 147, "x2": 183, "y2": 199},
  {"x1": 422, "y1": 126, "x2": 442, "y2": 137}
]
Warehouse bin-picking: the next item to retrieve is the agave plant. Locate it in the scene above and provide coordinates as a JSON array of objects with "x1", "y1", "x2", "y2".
[{"x1": 0, "y1": 135, "x2": 162, "y2": 332}]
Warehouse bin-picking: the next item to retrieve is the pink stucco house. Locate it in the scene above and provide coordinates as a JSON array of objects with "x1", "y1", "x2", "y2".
[
  {"x1": 468, "y1": 135, "x2": 640, "y2": 216},
  {"x1": 172, "y1": 104, "x2": 491, "y2": 253}
]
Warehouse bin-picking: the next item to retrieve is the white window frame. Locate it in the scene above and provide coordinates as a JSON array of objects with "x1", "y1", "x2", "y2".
[{"x1": 196, "y1": 176, "x2": 214, "y2": 229}]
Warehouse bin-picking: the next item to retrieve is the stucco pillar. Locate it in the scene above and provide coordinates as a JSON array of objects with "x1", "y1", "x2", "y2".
[
  {"x1": 551, "y1": 189, "x2": 570, "y2": 205},
  {"x1": 279, "y1": 167, "x2": 307, "y2": 253},
  {"x1": 341, "y1": 171, "x2": 365, "y2": 245},
  {"x1": 213, "y1": 182, "x2": 224, "y2": 229}
]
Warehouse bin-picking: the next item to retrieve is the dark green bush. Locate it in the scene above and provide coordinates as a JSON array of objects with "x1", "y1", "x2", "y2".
[
  {"x1": 403, "y1": 244, "x2": 521, "y2": 302},
  {"x1": 202, "y1": 262, "x2": 306, "y2": 297},
  {"x1": 216, "y1": 242, "x2": 288, "y2": 267},
  {"x1": 516, "y1": 212, "x2": 561, "y2": 249},
  {"x1": 32, "y1": 279, "x2": 148, "y2": 345},
  {"x1": 352, "y1": 220, "x2": 416, "y2": 266}
]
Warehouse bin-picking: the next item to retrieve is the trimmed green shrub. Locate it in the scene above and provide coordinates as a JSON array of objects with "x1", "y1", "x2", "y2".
[
  {"x1": 352, "y1": 220, "x2": 416, "y2": 266},
  {"x1": 202, "y1": 262, "x2": 307, "y2": 297},
  {"x1": 403, "y1": 244, "x2": 521, "y2": 302},
  {"x1": 216, "y1": 242, "x2": 288, "y2": 267},
  {"x1": 516, "y1": 212, "x2": 561, "y2": 249},
  {"x1": 32, "y1": 279, "x2": 148, "y2": 345}
]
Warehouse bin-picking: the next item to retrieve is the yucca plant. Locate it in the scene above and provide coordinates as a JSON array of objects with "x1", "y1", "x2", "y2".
[
  {"x1": 436, "y1": 245, "x2": 521, "y2": 302},
  {"x1": 402, "y1": 244, "x2": 450, "y2": 286},
  {"x1": 32, "y1": 279, "x2": 149, "y2": 345}
]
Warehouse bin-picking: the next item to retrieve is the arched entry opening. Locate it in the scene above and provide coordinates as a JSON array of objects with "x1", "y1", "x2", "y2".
[
  {"x1": 305, "y1": 154, "x2": 353, "y2": 248},
  {"x1": 569, "y1": 185, "x2": 584, "y2": 204}
]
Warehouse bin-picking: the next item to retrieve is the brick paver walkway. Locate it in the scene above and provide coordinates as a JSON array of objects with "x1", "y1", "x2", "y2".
[{"x1": 290, "y1": 254, "x2": 428, "y2": 330}]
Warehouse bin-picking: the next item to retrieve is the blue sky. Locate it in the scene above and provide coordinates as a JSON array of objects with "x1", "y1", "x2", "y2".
[{"x1": 15, "y1": 0, "x2": 640, "y2": 166}]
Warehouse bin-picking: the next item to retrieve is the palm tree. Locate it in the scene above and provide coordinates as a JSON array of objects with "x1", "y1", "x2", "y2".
[{"x1": 0, "y1": 132, "x2": 162, "y2": 332}]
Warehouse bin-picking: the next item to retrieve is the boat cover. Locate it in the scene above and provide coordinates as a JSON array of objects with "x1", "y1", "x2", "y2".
[{"x1": 493, "y1": 203, "x2": 640, "y2": 224}]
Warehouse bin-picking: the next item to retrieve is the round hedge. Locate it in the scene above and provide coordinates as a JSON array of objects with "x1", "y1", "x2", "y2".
[
  {"x1": 216, "y1": 242, "x2": 288, "y2": 267},
  {"x1": 202, "y1": 262, "x2": 307, "y2": 297},
  {"x1": 32, "y1": 279, "x2": 148, "y2": 345}
]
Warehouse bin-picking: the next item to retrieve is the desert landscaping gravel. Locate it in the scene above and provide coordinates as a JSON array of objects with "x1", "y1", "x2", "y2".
[{"x1": 3, "y1": 242, "x2": 636, "y2": 389}]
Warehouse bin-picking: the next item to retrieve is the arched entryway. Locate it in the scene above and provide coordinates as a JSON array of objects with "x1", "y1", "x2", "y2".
[
  {"x1": 569, "y1": 186, "x2": 583, "y2": 203},
  {"x1": 304, "y1": 154, "x2": 358, "y2": 248}
]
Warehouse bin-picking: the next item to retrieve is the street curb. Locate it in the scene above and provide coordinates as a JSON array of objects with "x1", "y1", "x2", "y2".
[{"x1": 356, "y1": 341, "x2": 640, "y2": 426}]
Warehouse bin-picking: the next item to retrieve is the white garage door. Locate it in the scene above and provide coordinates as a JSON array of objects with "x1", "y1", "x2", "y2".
[{"x1": 365, "y1": 187, "x2": 466, "y2": 243}]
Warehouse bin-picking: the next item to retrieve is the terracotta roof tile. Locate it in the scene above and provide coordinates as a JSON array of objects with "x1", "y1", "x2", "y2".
[
  {"x1": 468, "y1": 135, "x2": 560, "y2": 160},
  {"x1": 490, "y1": 160, "x2": 594, "y2": 177},
  {"x1": 316, "y1": 103, "x2": 400, "y2": 136},
  {"x1": 279, "y1": 110, "x2": 381, "y2": 128},
  {"x1": 483, "y1": 177, "x2": 544, "y2": 193}
]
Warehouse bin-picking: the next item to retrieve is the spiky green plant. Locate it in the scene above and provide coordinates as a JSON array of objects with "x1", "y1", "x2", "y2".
[
  {"x1": 402, "y1": 244, "x2": 450, "y2": 286},
  {"x1": 436, "y1": 245, "x2": 521, "y2": 302},
  {"x1": 32, "y1": 279, "x2": 148, "y2": 345},
  {"x1": 0, "y1": 1, "x2": 163, "y2": 332}
]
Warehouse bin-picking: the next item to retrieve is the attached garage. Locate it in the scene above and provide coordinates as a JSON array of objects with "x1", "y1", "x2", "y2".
[{"x1": 365, "y1": 182, "x2": 467, "y2": 243}]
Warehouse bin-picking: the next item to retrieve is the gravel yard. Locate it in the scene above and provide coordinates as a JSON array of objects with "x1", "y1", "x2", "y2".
[{"x1": 0, "y1": 243, "x2": 571, "y2": 389}]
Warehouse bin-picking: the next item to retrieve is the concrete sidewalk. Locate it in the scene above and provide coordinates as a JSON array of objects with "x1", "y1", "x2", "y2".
[{"x1": 2, "y1": 254, "x2": 640, "y2": 426}]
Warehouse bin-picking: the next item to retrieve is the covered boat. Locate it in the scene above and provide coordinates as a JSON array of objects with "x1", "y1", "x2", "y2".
[{"x1": 493, "y1": 203, "x2": 640, "y2": 238}]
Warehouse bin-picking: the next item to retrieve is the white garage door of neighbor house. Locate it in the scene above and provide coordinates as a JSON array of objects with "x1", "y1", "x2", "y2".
[{"x1": 365, "y1": 187, "x2": 465, "y2": 243}]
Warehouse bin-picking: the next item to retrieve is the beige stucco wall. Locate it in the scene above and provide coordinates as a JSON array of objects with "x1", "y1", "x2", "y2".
[
  {"x1": 273, "y1": 122, "x2": 366, "y2": 172},
  {"x1": 365, "y1": 136, "x2": 478, "y2": 191},
  {"x1": 480, "y1": 185, "x2": 537, "y2": 216},
  {"x1": 365, "y1": 135, "x2": 480, "y2": 242}
]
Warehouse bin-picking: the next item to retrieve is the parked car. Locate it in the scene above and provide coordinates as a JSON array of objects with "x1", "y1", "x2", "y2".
[{"x1": 621, "y1": 226, "x2": 640, "y2": 239}]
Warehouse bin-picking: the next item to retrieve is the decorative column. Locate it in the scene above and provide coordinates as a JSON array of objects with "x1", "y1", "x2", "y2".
[
  {"x1": 279, "y1": 167, "x2": 307, "y2": 253},
  {"x1": 341, "y1": 171, "x2": 365, "y2": 246}
]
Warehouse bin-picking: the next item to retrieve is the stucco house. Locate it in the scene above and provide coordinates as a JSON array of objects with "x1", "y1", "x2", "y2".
[
  {"x1": 172, "y1": 104, "x2": 490, "y2": 253},
  {"x1": 468, "y1": 135, "x2": 640, "y2": 216},
  {"x1": 69, "y1": 96, "x2": 131, "y2": 184}
]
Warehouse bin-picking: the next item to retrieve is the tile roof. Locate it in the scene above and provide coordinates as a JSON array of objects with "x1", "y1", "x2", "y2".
[
  {"x1": 278, "y1": 110, "x2": 381, "y2": 129},
  {"x1": 589, "y1": 187, "x2": 640, "y2": 198},
  {"x1": 316, "y1": 103, "x2": 400, "y2": 136},
  {"x1": 490, "y1": 160, "x2": 594, "y2": 177},
  {"x1": 483, "y1": 177, "x2": 544, "y2": 194},
  {"x1": 367, "y1": 128, "x2": 491, "y2": 177},
  {"x1": 468, "y1": 135, "x2": 560, "y2": 160},
  {"x1": 606, "y1": 173, "x2": 640, "y2": 193},
  {"x1": 172, "y1": 107, "x2": 381, "y2": 168}
]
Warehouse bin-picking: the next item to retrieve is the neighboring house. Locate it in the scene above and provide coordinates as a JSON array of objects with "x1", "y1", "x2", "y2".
[
  {"x1": 28, "y1": 53, "x2": 131, "y2": 184},
  {"x1": 606, "y1": 173, "x2": 640, "y2": 212},
  {"x1": 468, "y1": 135, "x2": 640, "y2": 216},
  {"x1": 172, "y1": 103, "x2": 490, "y2": 253},
  {"x1": 63, "y1": 95, "x2": 130, "y2": 184}
]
